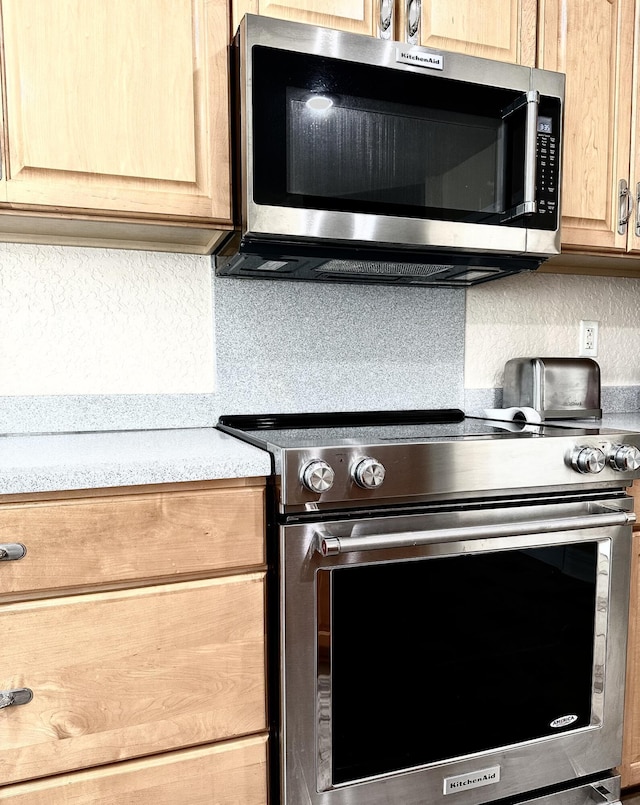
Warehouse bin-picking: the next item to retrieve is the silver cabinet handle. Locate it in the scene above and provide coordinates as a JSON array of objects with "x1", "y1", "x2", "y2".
[
  {"x1": 618, "y1": 178, "x2": 634, "y2": 234},
  {"x1": 377, "y1": 0, "x2": 394, "y2": 40},
  {"x1": 0, "y1": 688, "x2": 33, "y2": 709},
  {"x1": 405, "y1": 0, "x2": 421, "y2": 44},
  {"x1": 635, "y1": 182, "x2": 640, "y2": 237},
  {"x1": 316, "y1": 508, "x2": 635, "y2": 556},
  {"x1": 0, "y1": 543, "x2": 26, "y2": 561}
]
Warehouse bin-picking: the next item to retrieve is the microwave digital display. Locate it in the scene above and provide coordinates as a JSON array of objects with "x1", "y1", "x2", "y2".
[{"x1": 538, "y1": 116, "x2": 553, "y2": 134}]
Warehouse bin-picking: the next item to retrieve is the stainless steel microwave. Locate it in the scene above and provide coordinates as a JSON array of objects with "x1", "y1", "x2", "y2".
[{"x1": 214, "y1": 15, "x2": 565, "y2": 287}]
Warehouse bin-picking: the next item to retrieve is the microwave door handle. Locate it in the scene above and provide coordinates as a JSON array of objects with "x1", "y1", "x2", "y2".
[
  {"x1": 315, "y1": 505, "x2": 635, "y2": 556},
  {"x1": 501, "y1": 89, "x2": 540, "y2": 221},
  {"x1": 522, "y1": 89, "x2": 540, "y2": 214}
]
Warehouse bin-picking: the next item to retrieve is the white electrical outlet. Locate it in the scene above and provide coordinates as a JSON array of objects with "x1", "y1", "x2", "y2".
[{"x1": 579, "y1": 320, "x2": 599, "y2": 357}]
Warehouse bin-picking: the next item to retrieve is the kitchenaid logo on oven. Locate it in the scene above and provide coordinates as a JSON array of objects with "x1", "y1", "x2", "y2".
[
  {"x1": 443, "y1": 766, "x2": 501, "y2": 795},
  {"x1": 396, "y1": 47, "x2": 444, "y2": 70}
]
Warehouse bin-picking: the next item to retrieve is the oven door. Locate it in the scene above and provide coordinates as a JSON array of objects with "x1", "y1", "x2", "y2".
[{"x1": 276, "y1": 496, "x2": 633, "y2": 805}]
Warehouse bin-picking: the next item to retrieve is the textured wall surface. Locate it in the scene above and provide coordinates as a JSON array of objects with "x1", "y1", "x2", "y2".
[
  {"x1": 465, "y1": 271, "x2": 640, "y2": 390},
  {"x1": 3, "y1": 241, "x2": 640, "y2": 434},
  {"x1": 0, "y1": 244, "x2": 214, "y2": 395},
  {"x1": 0, "y1": 245, "x2": 466, "y2": 432}
]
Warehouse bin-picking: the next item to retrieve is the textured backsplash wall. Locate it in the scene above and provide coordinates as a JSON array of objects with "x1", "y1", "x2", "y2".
[
  {"x1": 2, "y1": 242, "x2": 640, "y2": 433},
  {"x1": 1, "y1": 245, "x2": 214, "y2": 395},
  {"x1": 465, "y1": 271, "x2": 640, "y2": 390},
  {"x1": 0, "y1": 244, "x2": 465, "y2": 432}
]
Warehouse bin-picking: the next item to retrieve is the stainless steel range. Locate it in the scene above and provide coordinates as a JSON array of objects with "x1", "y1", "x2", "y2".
[{"x1": 217, "y1": 409, "x2": 640, "y2": 805}]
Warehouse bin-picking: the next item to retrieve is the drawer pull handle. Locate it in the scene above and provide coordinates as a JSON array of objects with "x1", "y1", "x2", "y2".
[
  {"x1": 0, "y1": 543, "x2": 26, "y2": 561},
  {"x1": 0, "y1": 688, "x2": 33, "y2": 709}
]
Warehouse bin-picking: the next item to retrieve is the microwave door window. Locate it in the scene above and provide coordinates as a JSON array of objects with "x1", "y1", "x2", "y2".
[{"x1": 287, "y1": 90, "x2": 506, "y2": 217}]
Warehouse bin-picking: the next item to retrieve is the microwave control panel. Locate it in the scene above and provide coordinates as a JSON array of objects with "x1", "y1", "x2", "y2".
[
  {"x1": 530, "y1": 94, "x2": 562, "y2": 229},
  {"x1": 536, "y1": 117, "x2": 559, "y2": 224}
]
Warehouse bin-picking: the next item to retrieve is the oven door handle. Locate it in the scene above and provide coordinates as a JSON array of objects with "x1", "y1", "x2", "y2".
[{"x1": 315, "y1": 506, "x2": 636, "y2": 556}]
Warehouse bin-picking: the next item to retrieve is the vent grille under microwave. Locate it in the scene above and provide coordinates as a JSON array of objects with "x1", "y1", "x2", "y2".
[
  {"x1": 318, "y1": 260, "x2": 456, "y2": 276},
  {"x1": 214, "y1": 247, "x2": 542, "y2": 287}
]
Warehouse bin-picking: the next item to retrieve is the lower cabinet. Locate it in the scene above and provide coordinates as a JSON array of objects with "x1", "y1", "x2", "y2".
[
  {"x1": 621, "y1": 480, "x2": 640, "y2": 788},
  {"x1": 0, "y1": 736, "x2": 268, "y2": 805},
  {"x1": 0, "y1": 479, "x2": 268, "y2": 803}
]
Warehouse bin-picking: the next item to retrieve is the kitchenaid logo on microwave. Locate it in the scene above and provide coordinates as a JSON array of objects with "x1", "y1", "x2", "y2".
[
  {"x1": 396, "y1": 46, "x2": 444, "y2": 70},
  {"x1": 443, "y1": 766, "x2": 501, "y2": 795}
]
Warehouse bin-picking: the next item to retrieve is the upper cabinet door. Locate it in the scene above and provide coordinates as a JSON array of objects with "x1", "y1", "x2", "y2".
[
  {"x1": 232, "y1": 0, "x2": 536, "y2": 62},
  {"x1": 538, "y1": 0, "x2": 635, "y2": 253},
  {"x1": 628, "y1": 5, "x2": 640, "y2": 253},
  {"x1": 231, "y1": 0, "x2": 375, "y2": 36},
  {"x1": 413, "y1": 0, "x2": 537, "y2": 65},
  {"x1": 0, "y1": 0, "x2": 232, "y2": 223}
]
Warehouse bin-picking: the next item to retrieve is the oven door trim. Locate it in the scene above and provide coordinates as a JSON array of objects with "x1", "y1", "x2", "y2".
[{"x1": 278, "y1": 497, "x2": 632, "y2": 805}]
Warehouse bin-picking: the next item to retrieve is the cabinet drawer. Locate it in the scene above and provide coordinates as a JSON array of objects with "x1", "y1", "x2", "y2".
[
  {"x1": 0, "y1": 574, "x2": 266, "y2": 785},
  {"x1": 0, "y1": 735, "x2": 268, "y2": 804},
  {"x1": 0, "y1": 485, "x2": 265, "y2": 598}
]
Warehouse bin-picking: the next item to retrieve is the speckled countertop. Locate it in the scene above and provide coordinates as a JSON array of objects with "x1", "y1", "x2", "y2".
[
  {"x1": 602, "y1": 413, "x2": 640, "y2": 430},
  {"x1": 0, "y1": 428, "x2": 272, "y2": 496},
  {"x1": 3, "y1": 413, "x2": 640, "y2": 498}
]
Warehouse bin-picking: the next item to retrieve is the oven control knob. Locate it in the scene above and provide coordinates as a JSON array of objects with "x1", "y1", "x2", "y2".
[
  {"x1": 352, "y1": 457, "x2": 386, "y2": 489},
  {"x1": 301, "y1": 460, "x2": 335, "y2": 493},
  {"x1": 608, "y1": 444, "x2": 640, "y2": 472},
  {"x1": 570, "y1": 446, "x2": 606, "y2": 474}
]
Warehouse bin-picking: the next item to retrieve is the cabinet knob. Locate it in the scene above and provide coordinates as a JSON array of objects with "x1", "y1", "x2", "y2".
[
  {"x1": 0, "y1": 688, "x2": 33, "y2": 710},
  {"x1": 0, "y1": 543, "x2": 26, "y2": 561}
]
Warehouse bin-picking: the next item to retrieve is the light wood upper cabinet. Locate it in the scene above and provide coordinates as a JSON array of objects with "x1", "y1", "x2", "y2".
[
  {"x1": 538, "y1": 0, "x2": 639, "y2": 255},
  {"x1": 232, "y1": 0, "x2": 536, "y2": 63},
  {"x1": 231, "y1": 0, "x2": 374, "y2": 36},
  {"x1": 411, "y1": 0, "x2": 537, "y2": 65},
  {"x1": 0, "y1": 0, "x2": 233, "y2": 252},
  {"x1": 629, "y1": 5, "x2": 640, "y2": 253}
]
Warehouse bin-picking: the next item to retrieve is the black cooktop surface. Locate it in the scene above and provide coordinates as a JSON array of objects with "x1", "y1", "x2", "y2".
[{"x1": 217, "y1": 409, "x2": 607, "y2": 451}]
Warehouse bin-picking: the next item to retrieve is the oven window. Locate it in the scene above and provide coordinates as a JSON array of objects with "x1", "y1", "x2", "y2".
[{"x1": 322, "y1": 543, "x2": 598, "y2": 785}]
